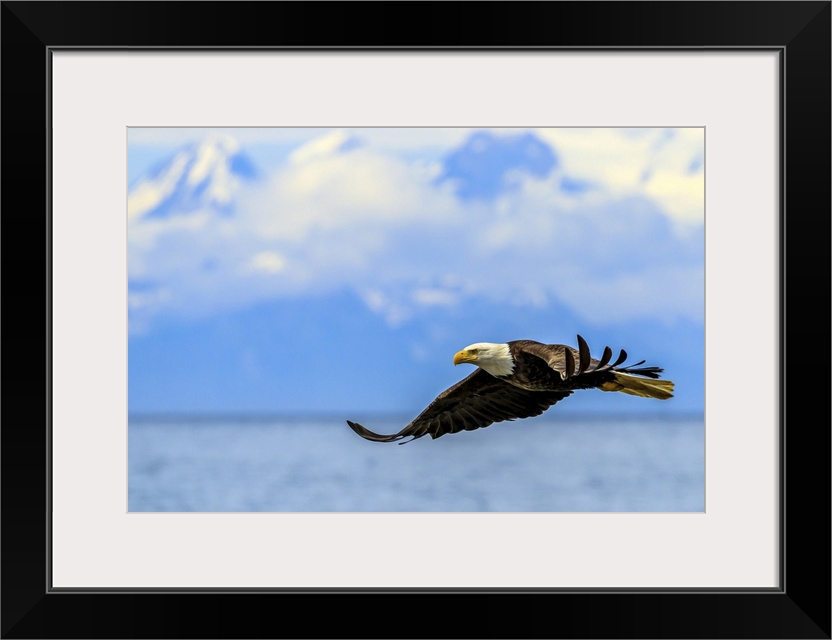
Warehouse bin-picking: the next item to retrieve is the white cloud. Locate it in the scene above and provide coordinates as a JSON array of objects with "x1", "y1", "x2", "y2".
[
  {"x1": 236, "y1": 137, "x2": 461, "y2": 248},
  {"x1": 536, "y1": 127, "x2": 704, "y2": 227},
  {"x1": 128, "y1": 286, "x2": 171, "y2": 311},
  {"x1": 411, "y1": 288, "x2": 457, "y2": 307},
  {"x1": 245, "y1": 251, "x2": 287, "y2": 274},
  {"x1": 643, "y1": 169, "x2": 704, "y2": 224},
  {"x1": 358, "y1": 289, "x2": 412, "y2": 327},
  {"x1": 128, "y1": 128, "x2": 704, "y2": 333}
]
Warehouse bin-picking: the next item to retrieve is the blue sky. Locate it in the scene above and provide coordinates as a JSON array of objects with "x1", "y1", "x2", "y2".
[{"x1": 127, "y1": 127, "x2": 704, "y2": 416}]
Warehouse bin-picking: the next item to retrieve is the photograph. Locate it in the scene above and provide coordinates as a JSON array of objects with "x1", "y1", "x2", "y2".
[{"x1": 127, "y1": 126, "x2": 705, "y2": 513}]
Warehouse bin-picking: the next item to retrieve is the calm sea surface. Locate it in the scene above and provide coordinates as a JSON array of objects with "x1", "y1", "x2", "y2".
[{"x1": 128, "y1": 414, "x2": 704, "y2": 512}]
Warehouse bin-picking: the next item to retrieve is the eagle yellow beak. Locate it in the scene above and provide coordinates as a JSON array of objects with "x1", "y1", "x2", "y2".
[{"x1": 453, "y1": 350, "x2": 477, "y2": 366}]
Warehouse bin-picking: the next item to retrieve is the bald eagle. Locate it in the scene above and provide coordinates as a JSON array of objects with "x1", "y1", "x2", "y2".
[{"x1": 347, "y1": 335, "x2": 674, "y2": 443}]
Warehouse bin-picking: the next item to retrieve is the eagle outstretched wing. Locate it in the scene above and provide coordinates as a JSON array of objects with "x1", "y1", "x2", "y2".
[
  {"x1": 347, "y1": 335, "x2": 671, "y2": 443},
  {"x1": 346, "y1": 368, "x2": 572, "y2": 444}
]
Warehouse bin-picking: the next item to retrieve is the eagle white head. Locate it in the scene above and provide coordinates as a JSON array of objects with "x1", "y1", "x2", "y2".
[{"x1": 453, "y1": 342, "x2": 515, "y2": 377}]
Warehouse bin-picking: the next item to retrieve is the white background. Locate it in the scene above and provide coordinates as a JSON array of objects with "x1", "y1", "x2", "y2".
[{"x1": 51, "y1": 51, "x2": 779, "y2": 588}]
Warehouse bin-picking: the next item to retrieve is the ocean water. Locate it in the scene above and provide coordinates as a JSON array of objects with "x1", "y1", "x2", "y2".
[{"x1": 128, "y1": 414, "x2": 704, "y2": 512}]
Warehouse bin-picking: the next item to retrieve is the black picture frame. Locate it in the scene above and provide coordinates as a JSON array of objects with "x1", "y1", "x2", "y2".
[{"x1": 2, "y1": 2, "x2": 829, "y2": 638}]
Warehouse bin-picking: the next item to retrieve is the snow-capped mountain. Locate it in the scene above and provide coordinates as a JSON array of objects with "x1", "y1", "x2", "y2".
[
  {"x1": 435, "y1": 130, "x2": 558, "y2": 199},
  {"x1": 128, "y1": 136, "x2": 258, "y2": 221}
]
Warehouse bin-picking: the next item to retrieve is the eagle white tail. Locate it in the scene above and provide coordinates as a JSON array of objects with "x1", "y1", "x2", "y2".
[{"x1": 601, "y1": 372, "x2": 675, "y2": 400}]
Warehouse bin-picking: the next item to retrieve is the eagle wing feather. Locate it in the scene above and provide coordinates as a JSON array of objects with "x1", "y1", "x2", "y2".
[
  {"x1": 516, "y1": 336, "x2": 627, "y2": 380},
  {"x1": 346, "y1": 369, "x2": 572, "y2": 443}
]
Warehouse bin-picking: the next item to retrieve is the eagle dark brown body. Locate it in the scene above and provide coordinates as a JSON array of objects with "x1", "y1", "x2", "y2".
[{"x1": 347, "y1": 335, "x2": 674, "y2": 443}]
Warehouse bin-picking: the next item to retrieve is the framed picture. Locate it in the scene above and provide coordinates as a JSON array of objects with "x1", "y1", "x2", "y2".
[
  {"x1": 126, "y1": 124, "x2": 705, "y2": 514},
  {"x1": 3, "y1": 2, "x2": 829, "y2": 638}
]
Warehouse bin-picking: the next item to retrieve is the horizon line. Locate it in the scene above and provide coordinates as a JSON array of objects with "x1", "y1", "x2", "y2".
[{"x1": 128, "y1": 409, "x2": 704, "y2": 424}]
